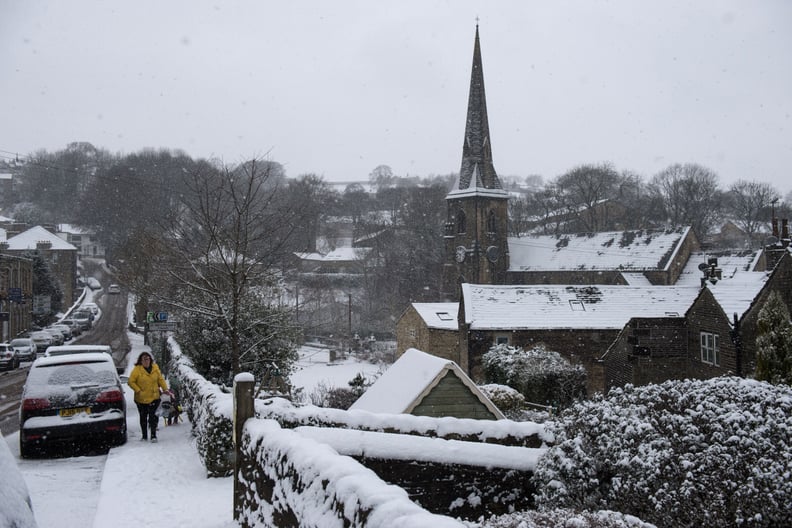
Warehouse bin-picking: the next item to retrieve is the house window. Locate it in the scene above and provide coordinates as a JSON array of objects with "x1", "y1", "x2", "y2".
[
  {"x1": 456, "y1": 210, "x2": 466, "y2": 234},
  {"x1": 408, "y1": 327, "x2": 417, "y2": 340},
  {"x1": 700, "y1": 332, "x2": 719, "y2": 366},
  {"x1": 495, "y1": 335, "x2": 509, "y2": 345}
]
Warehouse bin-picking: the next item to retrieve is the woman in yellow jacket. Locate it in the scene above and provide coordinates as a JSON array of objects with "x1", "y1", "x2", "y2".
[{"x1": 127, "y1": 351, "x2": 169, "y2": 442}]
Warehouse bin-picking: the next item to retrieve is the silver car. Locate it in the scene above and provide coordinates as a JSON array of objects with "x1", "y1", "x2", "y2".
[{"x1": 10, "y1": 338, "x2": 37, "y2": 362}]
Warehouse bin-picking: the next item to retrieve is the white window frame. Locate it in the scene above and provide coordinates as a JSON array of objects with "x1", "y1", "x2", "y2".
[
  {"x1": 700, "y1": 331, "x2": 720, "y2": 366},
  {"x1": 494, "y1": 335, "x2": 509, "y2": 346}
]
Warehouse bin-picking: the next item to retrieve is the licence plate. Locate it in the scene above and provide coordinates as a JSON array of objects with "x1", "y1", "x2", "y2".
[{"x1": 60, "y1": 407, "x2": 91, "y2": 417}]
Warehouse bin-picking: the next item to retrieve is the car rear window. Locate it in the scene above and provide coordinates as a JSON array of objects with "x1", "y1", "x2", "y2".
[{"x1": 25, "y1": 360, "x2": 116, "y2": 392}]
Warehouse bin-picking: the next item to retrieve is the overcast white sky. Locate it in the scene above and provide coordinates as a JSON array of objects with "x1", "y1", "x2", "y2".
[{"x1": 1, "y1": 1, "x2": 790, "y2": 193}]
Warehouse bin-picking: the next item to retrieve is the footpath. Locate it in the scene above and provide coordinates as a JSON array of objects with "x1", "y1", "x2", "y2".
[{"x1": 92, "y1": 332, "x2": 236, "y2": 528}]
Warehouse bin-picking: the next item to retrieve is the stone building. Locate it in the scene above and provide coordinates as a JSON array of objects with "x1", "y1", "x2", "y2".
[
  {"x1": 0, "y1": 252, "x2": 34, "y2": 341},
  {"x1": 395, "y1": 302, "x2": 459, "y2": 362},
  {"x1": 3, "y1": 225, "x2": 79, "y2": 308},
  {"x1": 396, "y1": 25, "x2": 792, "y2": 395}
]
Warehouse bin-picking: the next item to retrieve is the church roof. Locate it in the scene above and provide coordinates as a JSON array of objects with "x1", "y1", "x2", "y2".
[
  {"x1": 461, "y1": 283, "x2": 700, "y2": 330},
  {"x1": 447, "y1": 25, "x2": 508, "y2": 200},
  {"x1": 508, "y1": 226, "x2": 692, "y2": 272}
]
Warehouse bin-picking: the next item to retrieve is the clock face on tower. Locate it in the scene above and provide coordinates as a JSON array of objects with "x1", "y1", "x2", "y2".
[{"x1": 455, "y1": 246, "x2": 467, "y2": 263}]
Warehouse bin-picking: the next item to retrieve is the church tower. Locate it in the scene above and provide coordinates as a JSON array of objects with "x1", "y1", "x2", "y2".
[{"x1": 442, "y1": 25, "x2": 510, "y2": 298}]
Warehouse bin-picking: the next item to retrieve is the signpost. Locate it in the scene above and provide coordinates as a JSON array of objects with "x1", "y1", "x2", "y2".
[
  {"x1": 146, "y1": 311, "x2": 169, "y2": 323},
  {"x1": 148, "y1": 321, "x2": 177, "y2": 332}
]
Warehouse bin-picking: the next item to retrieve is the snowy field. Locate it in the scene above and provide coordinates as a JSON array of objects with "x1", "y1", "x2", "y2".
[{"x1": 289, "y1": 342, "x2": 386, "y2": 403}]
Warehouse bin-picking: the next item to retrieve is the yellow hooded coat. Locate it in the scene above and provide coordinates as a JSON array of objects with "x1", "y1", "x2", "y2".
[{"x1": 128, "y1": 362, "x2": 168, "y2": 404}]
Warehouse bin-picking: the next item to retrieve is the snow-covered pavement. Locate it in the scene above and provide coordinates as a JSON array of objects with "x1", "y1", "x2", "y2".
[{"x1": 5, "y1": 335, "x2": 384, "y2": 527}]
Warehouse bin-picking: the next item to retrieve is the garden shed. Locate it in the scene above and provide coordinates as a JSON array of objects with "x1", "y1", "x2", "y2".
[{"x1": 350, "y1": 348, "x2": 505, "y2": 420}]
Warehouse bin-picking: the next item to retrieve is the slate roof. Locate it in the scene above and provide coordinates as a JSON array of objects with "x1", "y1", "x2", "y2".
[
  {"x1": 461, "y1": 283, "x2": 701, "y2": 330},
  {"x1": 5, "y1": 225, "x2": 77, "y2": 251},
  {"x1": 508, "y1": 226, "x2": 691, "y2": 272},
  {"x1": 411, "y1": 303, "x2": 459, "y2": 330}
]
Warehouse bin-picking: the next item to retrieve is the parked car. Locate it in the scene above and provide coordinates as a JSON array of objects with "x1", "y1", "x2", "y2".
[
  {"x1": 59, "y1": 319, "x2": 83, "y2": 337},
  {"x1": 0, "y1": 343, "x2": 20, "y2": 370},
  {"x1": 86, "y1": 277, "x2": 101, "y2": 290},
  {"x1": 48, "y1": 324, "x2": 73, "y2": 342},
  {"x1": 41, "y1": 328, "x2": 64, "y2": 346},
  {"x1": 107, "y1": 284, "x2": 121, "y2": 294},
  {"x1": 19, "y1": 352, "x2": 127, "y2": 458},
  {"x1": 44, "y1": 345, "x2": 112, "y2": 357},
  {"x1": 29, "y1": 331, "x2": 55, "y2": 354},
  {"x1": 70, "y1": 312, "x2": 92, "y2": 331},
  {"x1": 83, "y1": 302, "x2": 99, "y2": 315},
  {"x1": 10, "y1": 338, "x2": 37, "y2": 362}
]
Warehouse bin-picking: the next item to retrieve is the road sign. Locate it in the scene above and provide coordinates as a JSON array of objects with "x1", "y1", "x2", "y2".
[
  {"x1": 148, "y1": 321, "x2": 177, "y2": 332},
  {"x1": 146, "y1": 311, "x2": 169, "y2": 323},
  {"x1": 8, "y1": 288, "x2": 22, "y2": 302}
]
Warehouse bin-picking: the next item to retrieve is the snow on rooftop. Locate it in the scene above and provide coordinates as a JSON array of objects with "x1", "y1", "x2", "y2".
[
  {"x1": 411, "y1": 303, "x2": 459, "y2": 330},
  {"x1": 294, "y1": 247, "x2": 371, "y2": 262},
  {"x1": 461, "y1": 283, "x2": 701, "y2": 330},
  {"x1": 350, "y1": 348, "x2": 458, "y2": 415},
  {"x1": 508, "y1": 227, "x2": 690, "y2": 272},
  {"x1": 5, "y1": 225, "x2": 77, "y2": 251},
  {"x1": 676, "y1": 251, "x2": 769, "y2": 320}
]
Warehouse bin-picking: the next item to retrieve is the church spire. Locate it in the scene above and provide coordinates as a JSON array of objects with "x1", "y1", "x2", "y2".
[{"x1": 450, "y1": 24, "x2": 505, "y2": 196}]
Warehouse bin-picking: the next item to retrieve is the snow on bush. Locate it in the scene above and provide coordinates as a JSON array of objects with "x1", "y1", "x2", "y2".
[
  {"x1": 755, "y1": 290, "x2": 792, "y2": 385},
  {"x1": 532, "y1": 377, "x2": 792, "y2": 528},
  {"x1": 468, "y1": 508, "x2": 655, "y2": 528},
  {"x1": 483, "y1": 344, "x2": 586, "y2": 408},
  {"x1": 479, "y1": 384, "x2": 526, "y2": 419}
]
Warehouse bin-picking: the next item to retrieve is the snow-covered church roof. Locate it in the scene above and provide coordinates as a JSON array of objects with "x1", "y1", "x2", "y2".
[
  {"x1": 461, "y1": 283, "x2": 700, "y2": 330},
  {"x1": 508, "y1": 226, "x2": 692, "y2": 272}
]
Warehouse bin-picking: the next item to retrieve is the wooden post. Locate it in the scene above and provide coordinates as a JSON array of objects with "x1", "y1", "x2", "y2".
[{"x1": 233, "y1": 373, "x2": 255, "y2": 522}]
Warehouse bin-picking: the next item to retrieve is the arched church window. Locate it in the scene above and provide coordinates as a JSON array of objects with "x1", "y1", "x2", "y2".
[
  {"x1": 487, "y1": 210, "x2": 497, "y2": 234},
  {"x1": 456, "y1": 210, "x2": 466, "y2": 234}
]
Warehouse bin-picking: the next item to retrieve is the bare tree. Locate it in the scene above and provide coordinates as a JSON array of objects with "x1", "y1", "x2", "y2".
[
  {"x1": 649, "y1": 163, "x2": 724, "y2": 239},
  {"x1": 728, "y1": 180, "x2": 780, "y2": 247},
  {"x1": 552, "y1": 163, "x2": 620, "y2": 231},
  {"x1": 157, "y1": 159, "x2": 302, "y2": 376}
]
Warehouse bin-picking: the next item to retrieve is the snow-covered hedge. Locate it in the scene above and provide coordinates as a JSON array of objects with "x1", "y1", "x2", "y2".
[
  {"x1": 482, "y1": 344, "x2": 586, "y2": 408},
  {"x1": 167, "y1": 337, "x2": 235, "y2": 477},
  {"x1": 532, "y1": 377, "x2": 792, "y2": 527},
  {"x1": 238, "y1": 419, "x2": 466, "y2": 528}
]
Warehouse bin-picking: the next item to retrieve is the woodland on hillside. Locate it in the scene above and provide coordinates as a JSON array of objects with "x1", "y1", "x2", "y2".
[{"x1": 2, "y1": 143, "x2": 791, "y2": 347}]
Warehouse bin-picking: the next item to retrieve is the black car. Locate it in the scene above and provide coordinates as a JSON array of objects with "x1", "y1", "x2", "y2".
[{"x1": 19, "y1": 353, "x2": 127, "y2": 457}]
